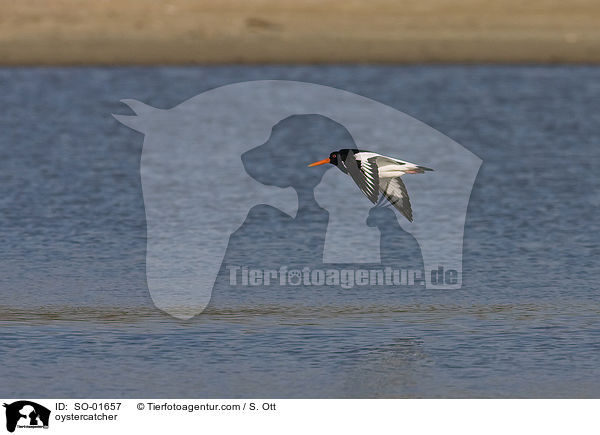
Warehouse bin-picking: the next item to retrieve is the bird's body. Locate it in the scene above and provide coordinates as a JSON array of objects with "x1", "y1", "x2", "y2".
[{"x1": 309, "y1": 149, "x2": 433, "y2": 222}]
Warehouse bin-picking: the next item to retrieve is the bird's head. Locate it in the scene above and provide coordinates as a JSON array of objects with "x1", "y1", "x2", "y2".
[
  {"x1": 309, "y1": 149, "x2": 365, "y2": 168},
  {"x1": 308, "y1": 150, "x2": 339, "y2": 167}
]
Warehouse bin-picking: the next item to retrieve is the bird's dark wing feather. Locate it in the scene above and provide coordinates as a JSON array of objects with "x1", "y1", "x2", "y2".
[
  {"x1": 380, "y1": 177, "x2": 413, "y2": 222},
  {"x1": 344, "y1": 152, "x2": 380, "y2": 204}
]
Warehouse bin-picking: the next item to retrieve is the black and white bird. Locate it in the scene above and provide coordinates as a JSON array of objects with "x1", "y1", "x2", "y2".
[{"x1": 308, "y1": 149, "x2": 433, "y2": 222}]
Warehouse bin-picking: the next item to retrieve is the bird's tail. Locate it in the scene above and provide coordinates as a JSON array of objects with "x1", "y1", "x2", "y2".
[{"x1": 404, "y1": 165, "x2": 433, "y2": 174}]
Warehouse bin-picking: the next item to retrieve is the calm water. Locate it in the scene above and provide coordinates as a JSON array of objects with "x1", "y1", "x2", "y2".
[{"x1": 1, "y1": 66, "x2": 599, "y2": 397}]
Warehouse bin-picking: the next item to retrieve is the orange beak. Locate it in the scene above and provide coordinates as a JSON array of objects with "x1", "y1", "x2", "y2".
[{"x1": 308, "y1": 158, "x2": 330, "y2": 167}]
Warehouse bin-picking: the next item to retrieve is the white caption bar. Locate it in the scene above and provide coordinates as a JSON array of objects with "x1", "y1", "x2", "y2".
[{"x1": 1, "y1": 399, "x2": 597, "y2": 434}]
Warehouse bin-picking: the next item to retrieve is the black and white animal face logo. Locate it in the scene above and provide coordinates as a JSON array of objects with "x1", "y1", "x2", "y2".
[{"x1": 3, "y1": 401, "x2": 50, "y2": 433}]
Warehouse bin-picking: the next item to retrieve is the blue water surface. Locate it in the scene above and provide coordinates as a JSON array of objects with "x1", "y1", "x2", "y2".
[{"x1": 0, "y1": 66, "x2": 599, "y2": 397}]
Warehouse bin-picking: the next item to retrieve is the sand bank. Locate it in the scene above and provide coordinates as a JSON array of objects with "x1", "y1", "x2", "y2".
[{"x1": 2, "y1": 0, "x2": 600, "y2": 64}]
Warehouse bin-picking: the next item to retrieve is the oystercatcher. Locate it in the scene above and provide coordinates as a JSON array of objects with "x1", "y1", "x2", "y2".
[{"x1": 308, "y1": 149, "x2": 433, "y2": 222}]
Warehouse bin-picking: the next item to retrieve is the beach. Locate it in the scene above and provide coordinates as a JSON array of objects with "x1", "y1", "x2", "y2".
[{"x1": 2, "y1": 0, "x2": 600, "y2": 65}]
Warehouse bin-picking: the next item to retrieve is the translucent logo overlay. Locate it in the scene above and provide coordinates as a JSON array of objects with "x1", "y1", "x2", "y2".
[{"x1": 114, "y1": 80, "x2": 481, "y2": 319}]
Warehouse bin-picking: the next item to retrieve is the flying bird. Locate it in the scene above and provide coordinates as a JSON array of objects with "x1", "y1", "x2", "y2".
[{"x1": 308, "y1": 149, "x2": 433, "y2": 222}]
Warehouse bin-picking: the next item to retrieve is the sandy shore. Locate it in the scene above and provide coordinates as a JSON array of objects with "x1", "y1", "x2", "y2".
[{"x1": 2, "y1": 0, "x2": 600, "y2": 65}]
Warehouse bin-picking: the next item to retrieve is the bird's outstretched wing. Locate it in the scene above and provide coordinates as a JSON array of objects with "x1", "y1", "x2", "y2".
[
  {"x1": 379, "y1": 177, "x2": 413, "y2": 222},
  {"x1": 344, "y1": 152, "x2": 380, "y2": 204}
]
